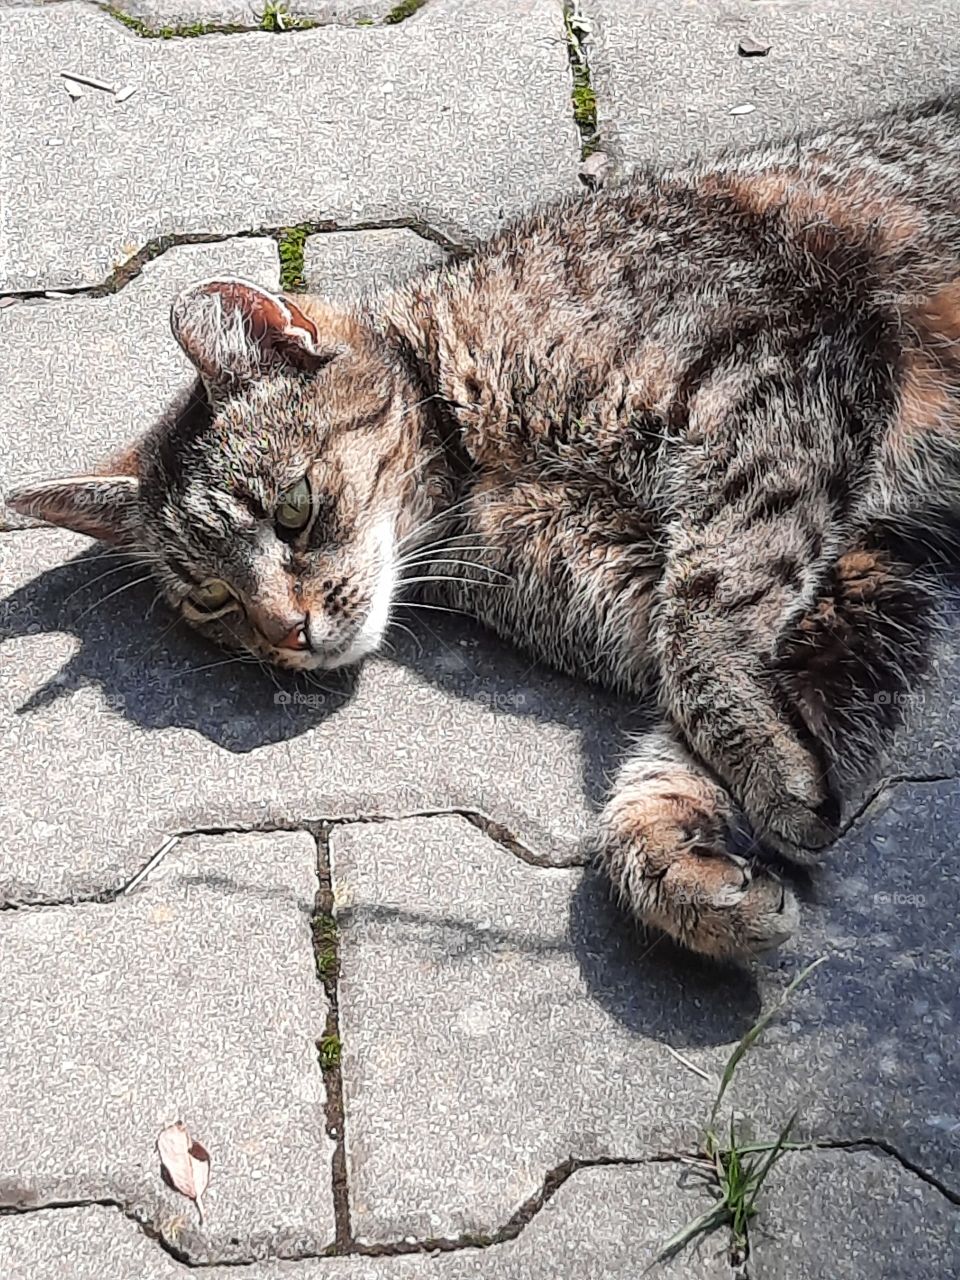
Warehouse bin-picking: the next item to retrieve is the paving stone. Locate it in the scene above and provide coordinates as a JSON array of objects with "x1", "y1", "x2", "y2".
[
  {"x1": 332, "y1": 802, "x2": 960, "y2": 1243},
  {"x1": 589, "y1": 0, "x2": 960, "y2": 171},
  {"x1": 726, "y1": 777, "x2": 960, "y2": 1189},
  {"x1": 750, "y1": 1148, "x2": 960, "y2": 1279},
  {"x1": 333, "y1": 813, "x2": 724, "y2": 1243},
  {"x1": 0, "y1": 239, "x2": 280, "y2": 526},
  {"x1": 302, "y1": 229, "x2": 447, "y2": 302},
  {"x1": 0, "y1": 1166, "x2": 731, "y2": 1278},
  {"x1": 0, "y1": 0, "x2": 580, "y2": 291},
  {"x1": 0, "y1": 831, "x2": 334, "y2": 1265},
  {"x1": 0, "y1": 526, "x2": 628, "y2": 903}
]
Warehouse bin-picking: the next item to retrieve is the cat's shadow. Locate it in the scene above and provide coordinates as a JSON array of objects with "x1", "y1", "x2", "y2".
[{"x1": 2, "y1": 541, "x2": 765, "y2": 1043}]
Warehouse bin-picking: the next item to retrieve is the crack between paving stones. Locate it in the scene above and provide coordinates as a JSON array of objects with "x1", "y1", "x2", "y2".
[
  {"x1": 0, "y1": 810, "x2": 585, "y2": 912},
  {"x1": 0, "y1": 221, "x2": 471, "y2": 306},
  {"x1": 7, "y1": 1139, "x2": 953, "y2": 1270},
  {"x1": 564, "y1": 1, "x2": 600, "y2": 164},
  {"x1": 96, "y1": 2, "x2": 433, "y2": 41},
  {"x1": 8, "y1": 766, "x2": 958, "y2": 913},
  {"x1": 312, "y1": 825, "x2": 352, "y2": 1253},
  {"x1": 806, "y1": 1137, "x2": 960, "y2": 1206},
  {"x1": 836, "y1": 770, "x2": 960, "y2": 840}
]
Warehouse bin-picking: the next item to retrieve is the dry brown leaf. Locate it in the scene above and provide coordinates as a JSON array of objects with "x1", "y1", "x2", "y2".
[{"x1": 156, "y1": 1121, "x2": 211, "y2": 1224}]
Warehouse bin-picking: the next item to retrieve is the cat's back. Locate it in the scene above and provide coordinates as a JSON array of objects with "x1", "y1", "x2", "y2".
[{"x1": 420, "y1": 94, "x2": 960, "y2": 492}]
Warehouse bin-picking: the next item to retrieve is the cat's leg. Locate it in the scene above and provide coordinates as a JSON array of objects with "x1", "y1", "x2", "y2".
[
  {"x1": 598, "y1": 724, "x2": 797, "y2": 958},
  {"x1": 657, "y1": 526, "x2": 939, "y2": 856},
  {"x1": 599, "y1": 544, "x2": 938, "y2": 957},
  {"x1": 655, "y1": 507, "x2": 844, "y2": 856}
]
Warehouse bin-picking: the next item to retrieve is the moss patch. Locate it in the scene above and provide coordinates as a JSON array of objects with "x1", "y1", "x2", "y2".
[
  {"x1": 318, "y1": 1033, "x2": 342, "y2": 1070},
  {"x1": 384, "y1": 0, "x2": 427, "y2": 24},
  {"x1": 564, "y1": 3, "x2": 600, "y2": 158},
  {"x1": 259, "y1": 2, "x2": 317, "y2": 32},
  {"x1": 312, "y1": 910, "x2": 338, "y2": 985},
  {"x1": 277, "y1": 225, "x2": 310, "y2": 291},
  {"x1": 101, "y1": 2, "x2": 317, "y2": 38},
  {"x1": 101, "y1": 4, "x2": 247, "y2": 37}
]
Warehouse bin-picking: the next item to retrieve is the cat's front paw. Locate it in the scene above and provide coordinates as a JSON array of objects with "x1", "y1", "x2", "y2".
[
  {"x1": 737, "y1": 735, "x2": 840, "y2": 861},
  {"x1": 598, "y1": 759, "x2": 799, "y2": 959}
]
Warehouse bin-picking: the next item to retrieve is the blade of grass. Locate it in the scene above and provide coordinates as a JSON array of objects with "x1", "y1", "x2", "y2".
[
  {"x1": 744, "y1": 1109, "x2": 799, "y2": 1215},
  {"x1": 647, "y1": 1203, "x2": 729, "y2": 1270},
  {"x1": 708, "y1": 955, "x2": 827, "y2": 1132}
]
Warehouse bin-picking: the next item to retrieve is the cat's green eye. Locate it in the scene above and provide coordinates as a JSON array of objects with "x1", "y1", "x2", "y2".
[
  {"x1": 276, "y1": 478, "x2": 312, "y2": 532},
  {"x1": 187, "y1": 579, "x2": 234, "y2": 612}
]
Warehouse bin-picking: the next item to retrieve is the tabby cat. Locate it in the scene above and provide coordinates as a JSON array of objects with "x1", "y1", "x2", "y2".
[{"x1": 10, "y1": 95, "x2": 960, "y2": 960}]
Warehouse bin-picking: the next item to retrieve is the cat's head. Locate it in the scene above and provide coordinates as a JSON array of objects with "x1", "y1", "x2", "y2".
[{"x1": 5, "y1": 279, "x2": 434, "y2": 670}]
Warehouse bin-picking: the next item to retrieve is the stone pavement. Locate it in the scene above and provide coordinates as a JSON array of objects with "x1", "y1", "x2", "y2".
[{"x1": 1, "y1": 2, "x2": 959, "y2": 1276}]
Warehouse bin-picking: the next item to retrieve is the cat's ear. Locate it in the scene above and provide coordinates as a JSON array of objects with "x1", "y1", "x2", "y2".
[
  {"x1": 5, "y1": 475, "x2": 141, "y2": 545},
  {"x1": 170, "y1": 278, "x2": 346, "y2": 398}
]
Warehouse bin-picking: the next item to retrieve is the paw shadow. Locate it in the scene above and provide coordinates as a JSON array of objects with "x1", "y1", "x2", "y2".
[{"x1": 568, "y1": 869, "x2": 766, "y2": 1048}]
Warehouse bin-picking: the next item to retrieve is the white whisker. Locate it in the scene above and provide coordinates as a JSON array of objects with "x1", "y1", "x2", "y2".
[{"x1": 72, "y1": 573, "x2": 156, "y2": 624}]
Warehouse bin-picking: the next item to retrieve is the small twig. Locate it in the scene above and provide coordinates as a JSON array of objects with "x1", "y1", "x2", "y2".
[
  {"x1": 59, "y1": 70, "x2": 116, "y2": 93},
  {"x1": 665, "y1": 1044, "x2": 717, "y2": 1085},
  {"x1": 123, "y1": 836, "x2": 179, "y2": 895}
]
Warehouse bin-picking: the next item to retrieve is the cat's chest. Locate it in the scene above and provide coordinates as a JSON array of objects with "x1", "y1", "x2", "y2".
[{"x1": 419, "y1": 475, "x2": 663, "y2": 696}]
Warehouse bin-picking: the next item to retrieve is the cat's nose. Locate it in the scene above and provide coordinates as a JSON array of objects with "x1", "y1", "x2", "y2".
[{"x1": 251, "y1": 605, "x2": 310, "y2": 650}]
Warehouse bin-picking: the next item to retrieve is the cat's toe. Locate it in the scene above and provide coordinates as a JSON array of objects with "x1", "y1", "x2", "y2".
[
  {"x1": 656, "y1": 847, "x2": 799, "y2": 958},
  {"x1": 740, "y1": 744, "x2": 841, "y2": 861}
]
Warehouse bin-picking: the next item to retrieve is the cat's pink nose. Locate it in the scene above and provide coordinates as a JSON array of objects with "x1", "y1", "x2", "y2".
[{"x1": 275, "y1": 623, "x2": 309, "y2": 652}]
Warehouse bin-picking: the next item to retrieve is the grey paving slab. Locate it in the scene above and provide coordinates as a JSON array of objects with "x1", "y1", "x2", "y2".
[
  {"x1": 302, "y1": 229, "x2": 447, "y2": 302},
  {"x1": 0, "y1": 831, "x2": 334, "y2": 1265},
  {"x1": 589, "y1": 0, "x2": 960, "y2": 172},
  {"x1": 332, "y1": 801, "x2": 960, "y2": 1243},
  {"x1": 0, "y1": 0, "x2": 580, "y2": 291},
  {"x1": 0, "y1": 1165, "x2": 731, "y2": 1278},
  {"x1": 751, "y1": 1148, "x2": 960, "y2": 1279},
  {"x1": 0, "y1": 525, "x2": 627, "y2": 903},
  {"x1": 0, "y1": 239, "x2": 280, "y2": 526}
]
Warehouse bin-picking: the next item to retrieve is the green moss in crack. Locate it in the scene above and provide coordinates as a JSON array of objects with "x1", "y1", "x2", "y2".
[
  {"x1": 384, "y1": 0, "x2": 427, "y2": 24},
  {"x1": 564, "y1": 4, "x2": 600, "y2": 158},
  {"x1": 312, "y1": 910, "x2": 339, "y2": 987},
  {"x1": 277, "y1": 225, "x2": 310, "y2": 292},
  {"x1": 260, "y1": 2, "x2": 318, "y2": 33},
  {"x1": 318, "y1": 1033, "x2": 342, "y2": 1070}
]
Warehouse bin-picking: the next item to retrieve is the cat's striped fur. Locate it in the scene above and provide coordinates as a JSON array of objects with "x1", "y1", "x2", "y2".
[{"x1": 10, "y1": 95, "x2": 960, "y2": 958}]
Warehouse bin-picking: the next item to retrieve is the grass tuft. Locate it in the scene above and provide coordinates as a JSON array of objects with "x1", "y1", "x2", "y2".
[{"x1": 653, "y1": 956, "x2": 827, "y2": 1270}]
